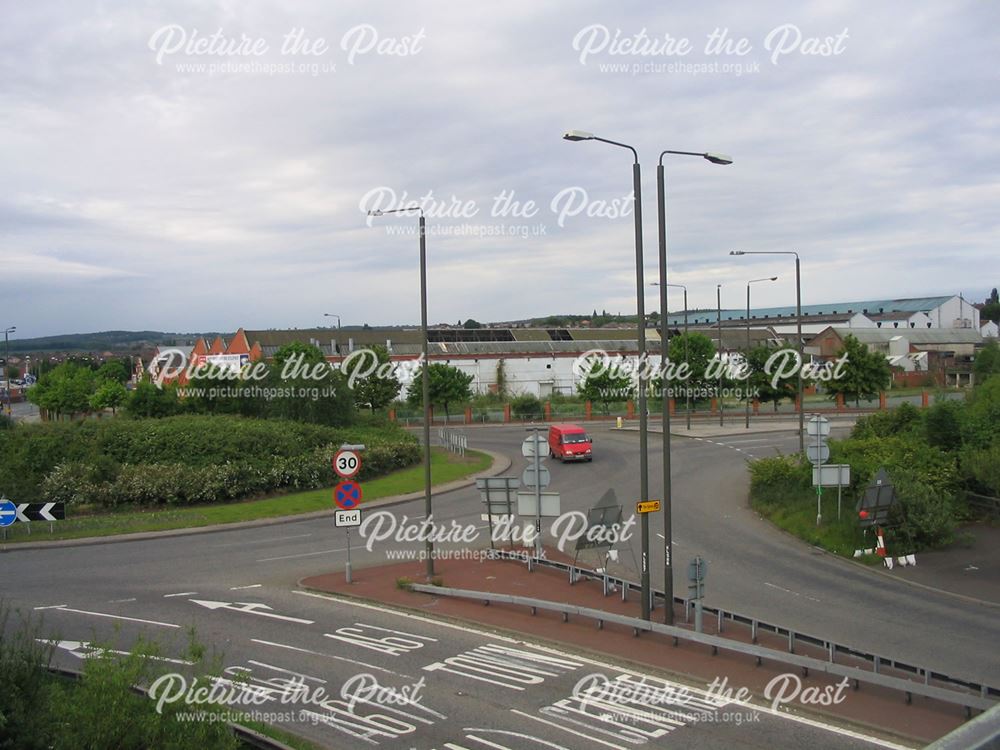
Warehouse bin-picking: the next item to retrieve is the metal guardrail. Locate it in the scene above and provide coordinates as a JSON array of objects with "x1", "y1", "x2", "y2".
[
  {"x1": 409, "y1": 582, "x2": 995, "y2": 714},
  {"x1": 925, "y1": 703, "x2": 1000, "y2": 749},
  {"x1": 46, "y1": 665, "x2": 296, "y2": 749},
  {"x1": 966, "y1": 492, "x2": 1000, "y2": 520},
  {"x1": 434, "y1": 549, "x2": 1000, "y2": 710}
]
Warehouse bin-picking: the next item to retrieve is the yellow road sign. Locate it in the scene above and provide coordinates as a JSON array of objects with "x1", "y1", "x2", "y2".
[{"x1": 636, "y1": 500, "x2": 661, "y2": 514}]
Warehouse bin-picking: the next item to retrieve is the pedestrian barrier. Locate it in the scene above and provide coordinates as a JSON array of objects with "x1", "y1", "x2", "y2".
[{"x1": 438, "y1": 427, "x2": 467, "y2": 456}]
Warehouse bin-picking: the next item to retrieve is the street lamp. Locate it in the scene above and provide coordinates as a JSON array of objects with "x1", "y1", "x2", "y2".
[
  {"x1": 563, "y1": 129, "x2": 652, "y2": 620},
  {"x1": 3, "y1": 326, "x2": 15, "y2": 418},
  {"x1": 652, "y1": 283, "x2": 691, "y2": 430},
  {"x1": 656, "y1": 149, "x2": 730, "y2": 624},
  {"x1": 368, "y1": 206, "x2": 434, "y2": 579},
  {"x1": 716, "y1": 285, "x2": 724, "y2": 426},
  {"x1": 324, "y1": 314, "x2": 341, "y2": 329},
  {"x1": 730, "y1": 250, "x2": 804, "y2": 453},
  {"x1": 745, "y1": 277, "x2": 778, "y2": 428}
]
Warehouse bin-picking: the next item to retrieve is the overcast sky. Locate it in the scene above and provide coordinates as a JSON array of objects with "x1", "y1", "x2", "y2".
[{"x1": 3, "y1": 1, "x2": 998, "y2": 338}]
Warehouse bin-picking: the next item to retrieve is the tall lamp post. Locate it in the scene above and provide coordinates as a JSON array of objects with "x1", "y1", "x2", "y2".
[
  {"x1": 655, "y1": 149, "x2": 730, "y2": 624},
  {"x1": 744, "y1": 277, "x2": 778, "y2": 428},
  {"x1": 730, "y1": 251, "x2": 803, "y2": 453},
  {"x1": 368, "y1": 207, "x2": 435, "y2": 579},
  {"x1": 2, "y1": 326, "x2": 14, "y2": 417},
  {"x1": 563, "y1": 129, "x2": 651, "y2": 619},
  {"x1": 324, "y1": 313, "x2": 341, "y2": 329},
  {"x1": 716, "y1": 285, "x2": 724, "y2": 426},
  {"x1": 650, "y1": 282, "x2": 690, "y2": 430}
]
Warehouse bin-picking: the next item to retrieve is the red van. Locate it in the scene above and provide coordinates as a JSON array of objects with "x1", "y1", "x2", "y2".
[{"x1": 548, "y1": 424, "x2": 593, "y2": 462}]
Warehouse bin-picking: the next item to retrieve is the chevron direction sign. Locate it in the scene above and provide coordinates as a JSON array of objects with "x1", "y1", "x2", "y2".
[{"x1": 15, "y1": 502, "x2": 65, "y2": 522}]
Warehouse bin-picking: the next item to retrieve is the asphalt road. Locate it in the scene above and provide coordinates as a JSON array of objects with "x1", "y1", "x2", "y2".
[{"x1": 1, "y1": 423, "x2": 993, "y2": 748}]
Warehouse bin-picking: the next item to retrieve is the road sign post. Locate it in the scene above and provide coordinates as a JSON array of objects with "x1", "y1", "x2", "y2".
[
  {"x1": 523, "y1": 430, "x2": 547, "y2": 556},
  {"x1": 687, "y1": 556, "x2": 708, "y2": 633},
  {"x1": 807, "y1": 415, "x2": 830, "y2": 525},
  {"x1": 333, "y1": 444, "x2": 365, "y2": 583}
]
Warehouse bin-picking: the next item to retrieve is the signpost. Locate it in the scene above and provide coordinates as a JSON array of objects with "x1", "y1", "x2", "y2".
[
  {"x1": 477, "y1": 476, "x2": 519, "y2": 548},
  {"x1": 0, "y1": 497, "x2": 66, "y2": 538},
  {"x1": 0, "y1": 498, "x2": 16, "y2": 531},
  {"x1": 687, "y1": 555, "x2": 708, "y2": 632},
  {"x1": 636, "y1": 500, "x2": 661, "y2": 514},
  {"x1": 333, "y1": 444, "x2": 365, "y2": 583},
  {"x1": 806, "y1": 415, "x2": 830, "y2": 525},
  {"x1": 523, "y1": 430, "x2": 547, "y2": 556},
  {"x1": 813, "y1": 464, "x2": 851, "y2": 519}
]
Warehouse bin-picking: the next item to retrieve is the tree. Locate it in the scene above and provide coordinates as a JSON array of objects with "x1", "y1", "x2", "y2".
[
  {"x1": 267, "y1": 342, "x2": 355, "y2": 426},
  {"x1": 973, "y1": 340, "x2": 1000, "y2": 383},
  {"x1": 654, "y1": 332, "x2": 716, "y2": 401},
  {"x1": 406, "y1": 363, "x2": 473, "y2": 421},
  {"x1": 577, "y1": 356, "x2": 633, "y2": 414},
  {"x1": 825, "y1": 334, "x2": 891, "y2": 406},
  {"x1": 462, "y1": 319, "x2": 482, "y2": 329},
  {"x1": 981, "y1": 302, "x2": 1000, "y2": 325},
  {"x1": 351, "y1": 346, "x2": 401, "y2": 413},
  {"x1": 90, "y1": 380, "x2": 128, "y2": 415},
  {"x1": 96, "y1": 359, "x2": 130, "y2": 383},
  {"x1": 26, "y1": 362, "x2": 95, "y2": 418},
  {"x1": 744, "y1": 344, "x2": 797, "y2": 411},
  {"x1": 5, "y1": 365, "x2": 19, "y2": 380}
]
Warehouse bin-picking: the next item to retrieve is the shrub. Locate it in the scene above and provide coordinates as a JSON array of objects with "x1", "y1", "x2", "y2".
[
  {"x1": 924, "y1": 400, "x2": 963, "y2": 451},
  {"x1": 510, "y1": 393, "x2": 543, "y2": 419},
  {"x1": 888, "y1": 470, "x2": 959, "y2": 551},
  {"x1": 850, "y1": 402, "x2": 922, "y2": 440}
]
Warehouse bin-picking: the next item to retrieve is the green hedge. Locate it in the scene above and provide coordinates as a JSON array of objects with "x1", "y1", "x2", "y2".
[{"x1": 0, "y1": 415, "x2": 419, "y2": 505}]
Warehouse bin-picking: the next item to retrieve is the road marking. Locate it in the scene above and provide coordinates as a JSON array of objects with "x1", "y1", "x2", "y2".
[
  {"x1": 45, "y1": 606, "x2": 180, "y2": 628},
  {"x1": 292, "y1": 590, "x2": 521, "y2": 644},
  {"x1": 190, "y1": 599, "x2": 315, "y2": 624},
  {"x1": 464, "y1": 729, "x2": 570, "y2": 750},
  {"x1": 250, "y1": 638, "x2": 405, "y2": 677},
  {"x1": 257, "y1": 547, "x2": 348, "y2": 562},
  {"x1": 353, "y1": 622, "x2": 438, "y2": 641},
  {"x1": 229, "y1": 584, "x2": 263, "y2": 590},
  {"x1": 43, "y1": 639, "x2": 195, "y2": 665},
  {"x1": 510, "y1": 709, "x2": 629, "y2": 750},
  {"x1": 246, "y1": 659, "x2": 327, "y2": 684},
  {"x1": 109, "y1": 597, "x2": 137, "y2": 603},
  {"x1": 326, "y1": 625, "x2": 431, "y2": 656},
  {"x1": 164, "y1": 592, "x2": 198, "y2": 598},
  {"x1": 764, "y1": 581, "x2": 821, "y2": 603},
  {"x1": 34, "y1": 604, "x2": 68, "y2": 610},
  {"x1": 213, "y1": 532, "x2": 314, "y2": 548}
]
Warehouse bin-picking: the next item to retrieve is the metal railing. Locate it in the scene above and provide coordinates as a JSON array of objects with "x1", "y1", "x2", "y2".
[
  {"x1": 425, "y1": 549, "x2": 999, "y2": 712},
  {"x1": 438, "y1": 427, "x2": 467, "y2": 456}
]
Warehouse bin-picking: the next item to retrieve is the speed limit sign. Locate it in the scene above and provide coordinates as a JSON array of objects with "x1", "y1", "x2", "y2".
[{"x1": 333, "y1": 449, "x2": 361, "y2": 479}]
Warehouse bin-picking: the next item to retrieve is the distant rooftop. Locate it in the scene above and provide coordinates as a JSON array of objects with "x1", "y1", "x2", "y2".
[{"x1": 665, "y1": 296, "x2": 956, "y2": 326}]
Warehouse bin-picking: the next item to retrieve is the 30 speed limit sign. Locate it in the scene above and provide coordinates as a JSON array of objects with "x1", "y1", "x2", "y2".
[{"x1": 333, "y1": 449, "x2": 361, "y2": 479}]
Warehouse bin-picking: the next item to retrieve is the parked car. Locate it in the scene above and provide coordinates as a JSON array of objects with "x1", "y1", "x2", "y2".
[{"x1": 548, "y1": 423, "x2": 593, "y2": 462}]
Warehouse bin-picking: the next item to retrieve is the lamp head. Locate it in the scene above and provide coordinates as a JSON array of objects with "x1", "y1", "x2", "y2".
[
  {"x1": 563, "y1": 130, "x2": 595, "y2": 142},
  {"x1": 770, "y1": 276, "x2": 778, "y2": 281},
  {"x1": 704, "y1": 152, "x2": 733, "y2": 165},
  {"x1": 367, "y1": 209, "x2": 384, "y2": 217},
  {"x1": 729, "y1": 250, "x2": 744, "y2": 256}
]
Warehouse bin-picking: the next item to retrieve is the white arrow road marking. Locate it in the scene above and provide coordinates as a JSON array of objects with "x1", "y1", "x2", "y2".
[
  {"x1": 465, "y1": 728, "x2": 571, "y2": 750},
  {"x1": 41, "y1": 639, "x2": 195, "y2": 665},
  {"x1": 42, "y1": 606, "x2": 180, "y2": 628},
  {"x1": 190, "y1": 599, "x2": 314, "y2": 625}
]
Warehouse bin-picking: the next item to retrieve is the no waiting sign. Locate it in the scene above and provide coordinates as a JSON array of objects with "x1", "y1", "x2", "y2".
[{"x1": 333, "y1": 449, "x2": 362, "y2": 479}]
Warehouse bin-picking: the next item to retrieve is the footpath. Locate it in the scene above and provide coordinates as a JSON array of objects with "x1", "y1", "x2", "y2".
[{"x1": 301, "y1": 546, "x2": 981, "y2": 747}]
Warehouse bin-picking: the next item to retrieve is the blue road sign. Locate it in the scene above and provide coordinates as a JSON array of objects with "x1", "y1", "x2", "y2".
[
  {"x1": 334, "y1": 481, "x2": 362, "y2": 510},
  {"x1": 0, "y1": 500, "x2": 16, "y2": 528}
]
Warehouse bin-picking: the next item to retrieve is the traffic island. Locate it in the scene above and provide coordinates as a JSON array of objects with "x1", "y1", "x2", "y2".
[{"x1": 300, "y1": 547, "x2": 982, "y2": 747}]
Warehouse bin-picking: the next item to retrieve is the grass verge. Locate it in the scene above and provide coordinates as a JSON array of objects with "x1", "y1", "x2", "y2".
[{"x1": 1, "y1": 447, "x2": 492, "y2": 543}]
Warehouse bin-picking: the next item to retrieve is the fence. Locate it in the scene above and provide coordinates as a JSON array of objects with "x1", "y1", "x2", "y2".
[
  {"x1": 437, "y1": 427, "x2": 467, "y2": 457},
  {"x1": 966, "y1": 492, "x2": 1000, "y2": 520}
]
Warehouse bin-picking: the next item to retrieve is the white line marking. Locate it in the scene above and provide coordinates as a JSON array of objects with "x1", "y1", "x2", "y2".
[
  {"x1": 293, "y1": 590, "x2": 521, "y2": 643},
  {"x1": 109, "y1": 598, "x2": 137, "y2": 603},
  {"x1": 164, "y1": 592, "x2": 198, "y2": 598},
  {"x1": 33, "y1": 604, "x2": 68, "y2": 610},
  {"x1": 190, "y1": 599, "x2": 314, "y2": 624},
  {"x1": 465, "y1": 729, "x2": 570, "y2": 750},
  {"x1": 764, "y1": 581, "x2": 821, "y2": 602},
  {"x1": 257, "y1": 547, "x2": 347, "y2": 562},
  {"x1": 246, "y1": 659, "x2": 327, "y2": 684},
  {"x1": 250, "y1": 638, "x2": 405, "y2": 677},
  {"x1": 213, "y1": 532, "x2": 314, "y2": 548},
  {"x1": 229, "y1": 584, "x2": 263, "y2": 590},
  {"x1": 48, "y1": 606, "x2": 180, "y2": 628},
  {"x1": 353, "y1": 623, "x2": 438, "y2": 641},
  {"x1": 510, "y1": 709, "x2": 628, "y2": 750}
]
